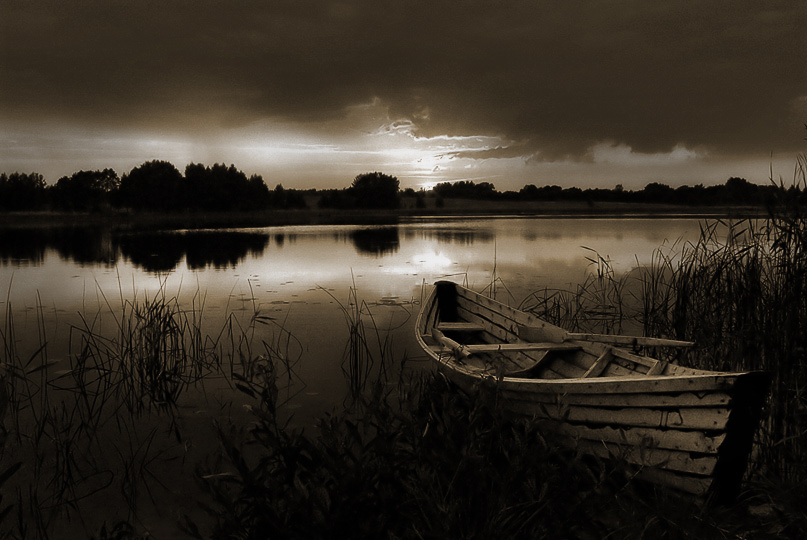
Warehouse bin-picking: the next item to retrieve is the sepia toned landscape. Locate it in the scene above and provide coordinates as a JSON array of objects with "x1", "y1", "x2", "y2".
[{"x1": 2, "y1": 1, "x2": 806, "y2": 539}]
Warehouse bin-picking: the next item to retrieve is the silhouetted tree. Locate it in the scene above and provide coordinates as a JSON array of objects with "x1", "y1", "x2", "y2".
[
  {"x1": 317, "y1": 189, "x2": 354, "y2": 209},
  {"x1": 119, "y1": 160, "x2": 184, "y2": 210},
  {"x1": 51, "y1": 168, "x2": 119, "y2": 211},
  {"x1": 245, "y1": 174, "x2": 272, "y2": 210},
  {"x1": 641, "y1": 182, "x2": 675, "y2": 202},
  {"x1": 0, "y1": 172, "x2": 47, "y2": 211},
  {"x1": 519, "y1": 184, "x2": 568, "y2": 201},
  {"x1": 674, "y1": 184, "x2": 707, "y2": 205},
  {"x1": 184, "y1": 163, "x2": 270, "y2": 211},
  {"x1": 434, "y1": 181, "x2": 497, "y2": 199},
  {"x1": 723, "y1": 177, "x2": 758, "y2": 203},
  {"x1": 415, "y1": 191, "x2": 426, "y2": 209},
  {"x1": 268, "y1": 184, "x2": 307, "y2": 209},
  {"x1": 350, "y1": 172, "x2": 400, "y2": 208}
]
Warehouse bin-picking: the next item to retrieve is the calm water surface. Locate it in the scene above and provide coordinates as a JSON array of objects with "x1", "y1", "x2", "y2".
[{"x1": 1, "y1": 217, "x2": 704, "y2": 422}]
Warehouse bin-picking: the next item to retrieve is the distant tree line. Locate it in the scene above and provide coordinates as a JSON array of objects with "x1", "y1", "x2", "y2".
[
  {"x1": 0, "y1": 161, "x2": 307, "y2": 212},
  {"x1": 2, "y1": 161, "x2": 803, "y2": 213},
  {"x1": 432, "y1": 177, "x2": 804, "y2": 207}
]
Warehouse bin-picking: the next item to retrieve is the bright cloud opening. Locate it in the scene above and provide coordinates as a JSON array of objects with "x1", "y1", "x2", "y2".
[{"x1": 590, "y1": 142, "x2": 703, "y2": 165}]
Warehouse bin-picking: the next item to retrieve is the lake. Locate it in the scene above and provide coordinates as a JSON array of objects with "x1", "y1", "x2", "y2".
[{"x1": 1, "y1": 216, "x2": 704, "y2": 424}]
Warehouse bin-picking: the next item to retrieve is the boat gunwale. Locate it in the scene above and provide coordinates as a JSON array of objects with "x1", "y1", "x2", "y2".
[
  {"x1": 433, "y1": 358, "x2": 759, "y2": 394},
  {"x1": 415, "y1": 281, "x2": 764, "y2": 395}
]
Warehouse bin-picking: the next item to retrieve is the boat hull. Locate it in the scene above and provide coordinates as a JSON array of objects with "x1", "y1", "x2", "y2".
[{"x1": 416, "y1": 281, "x2": 770, "y2": 501}]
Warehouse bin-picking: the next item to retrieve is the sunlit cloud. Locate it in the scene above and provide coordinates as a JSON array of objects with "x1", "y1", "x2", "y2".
[{"x1": 589, "y1": 142, "x2": 703, "y2": 165}]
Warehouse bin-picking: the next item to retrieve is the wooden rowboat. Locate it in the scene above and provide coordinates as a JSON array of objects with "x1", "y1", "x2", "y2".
[{"x1": 415, "y1": 280, "x2": 770, "y2": 501}]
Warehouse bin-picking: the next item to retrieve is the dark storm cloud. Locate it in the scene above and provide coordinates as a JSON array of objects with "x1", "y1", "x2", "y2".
[{"x1": 2, "y1": 0, "x2": 805, "y2": 161}]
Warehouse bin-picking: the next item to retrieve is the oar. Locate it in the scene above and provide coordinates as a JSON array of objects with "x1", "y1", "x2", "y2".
[{"x1": 517, "y1": 324, "x2": 694, "y2": 348}]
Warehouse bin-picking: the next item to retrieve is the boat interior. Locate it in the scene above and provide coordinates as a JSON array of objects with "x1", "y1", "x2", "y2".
[{"x1": 419, "y1": 281, "x2": 702, "y2": 379}]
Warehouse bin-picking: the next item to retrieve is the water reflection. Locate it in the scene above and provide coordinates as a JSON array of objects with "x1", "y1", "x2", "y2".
[
  {"x1": 402, "y1": 228, "x2": 493, "y2": 245},
  {"x1": 350, "y1": 227, "x2": 400, "y2": 256},
  {"x1": 50, "y1": 227, "x2": 117, "y2": 265},
  {"x1": 0, "y1": 229, "x2": 48, "y2": 265},
  {"x1": 116, "y1": 233, "x2": 186, "y2": 272},
  {"x1": 0, "y1": 218, "x2": 704, "y2": 283},
  {"x1": 0, "y1": 228, "x2": 271, "y2": 272},
  {"x1": 118, "y1": 231, "x2": 270, "y2": 272},
  {"x1": 0, "y1": 227, "x2": 116, "y2": 266}
]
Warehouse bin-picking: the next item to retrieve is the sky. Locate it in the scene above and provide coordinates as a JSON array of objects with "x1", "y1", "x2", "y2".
[{"x1": 1, "y1": 0, "x2": 805, "y2": 191}]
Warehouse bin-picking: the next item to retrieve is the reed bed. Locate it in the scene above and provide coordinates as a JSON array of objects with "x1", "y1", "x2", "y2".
[
  {"x1": 521, "y1": 178, "x2": 807, "y2": 489},
  {"x1": 192, "y1": 371, "x2": 649, "y2": 540},
  {"x1": 0, "y1": 282, "x2": 301, "y2": 539}
]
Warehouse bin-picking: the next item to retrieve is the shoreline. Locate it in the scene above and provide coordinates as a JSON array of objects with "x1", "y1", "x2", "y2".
[{"x1": 0, "y1": 201, "x2": 769, "y2": 230}]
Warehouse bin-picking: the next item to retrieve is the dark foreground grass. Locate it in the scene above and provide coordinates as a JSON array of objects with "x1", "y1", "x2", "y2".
[{"x1": 182, "y1": 371, "x2": 806, "y2": 540}]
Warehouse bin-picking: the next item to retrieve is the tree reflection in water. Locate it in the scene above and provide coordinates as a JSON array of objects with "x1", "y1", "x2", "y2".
[
  {"x1": 349, "y1": 227, "x2": 400, "y2": 256},
  {"x1": 0, "y1": 227, "x2": 271, "y2": 272}
]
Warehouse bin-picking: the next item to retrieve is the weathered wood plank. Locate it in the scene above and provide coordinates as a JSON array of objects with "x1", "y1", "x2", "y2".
[
  {"x1": 646, "y1": 359, "x2": 669, "y2": 376},
  {"x1": 517, "y1": 323, "x2": 567, "y2": 343},
  {"x1": 543, "y1": 358, "x2": 586, "y2": 379},
  {"x1": 419, "y1": 287, "x2": 439, "y2": 334},
  {"x1": 505, "y1": 398, "x2": 731, "y2": 430},
  {"x1": 536, "y1": 420, "x2": 727, "y2": 454},
  {"x1": 465, "y1": 342, "x2": 581, "y2": 353},
  {"x1": 456, "y1": 298, "x2": 515, "y2": 340},
  {"x1": 583, "y1": 350, "x2": 612, "y2": 378},
  {"x1": 454, "y1": 305, "x2": 508, "y2": 343},
  {"x1": 517, "y1": 324, "x2": 695, "y2": 348},
  {"x1": 517, "y1": 390, "x2": 732, "y2": 409},
  {"x1": 665, "y1": 364, "x2": 708, "y2": 376},
  {"x1": 566, "y1": 349, "x2": 596, "y2": 372},
  {"x1": 635, "y1": 468, "x2": 712, "y2": 496},
  {"x1": 432, "y1": 329, "x2": 553, "y2": 375},
  {"x1": 431, "y1": 328, "x2": 471, "y2": 358},
  {"x1": 537, "y1": 367, "x2": 567, "y2": 380},
  {"x1": 602, "y1": 362, "x2": 645, "y2": 377},
  {"x1": 502, "y1": 351, "x2": 551, "y2": 376},
  {"x1": 437, "y1": 322, "x2": 485, "y2": 332},
  {"x1": 607, "y1": 346, "x2": 658, "y2": 369},
  {"x1": 569, "y1": 333, "x2": 695, "y2": 348},
  {"x1": 495, "y1": 374, "x2": 743, "y2": 395},
  {"x1": 456, "y1": 287, "x2": 539, "y2": 327},
  {"x1": 568, "y1": 437, "x2": 719, "y2": 475},
  {"x1": 454, "y1": 300, "x2": 563, "y2": 372}
]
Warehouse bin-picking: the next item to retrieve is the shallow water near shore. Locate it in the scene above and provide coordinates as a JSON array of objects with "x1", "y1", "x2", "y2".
[{"x1": 1, "y1": 216, "x2": 706, "y2": 424}]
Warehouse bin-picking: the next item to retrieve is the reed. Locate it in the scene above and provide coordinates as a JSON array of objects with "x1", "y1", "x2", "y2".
[
  {"x1": 193, "y1": 373, "x2": 598, "y2": 539},
  {"x1": 0, "y1": 279, "x2": 298, "y2": 539},
  {"x1": 521, "y1": 178, "x2": 807, "y2": 486},
  {"x1": 319, "y1": 283, "x2": 399, "y2": 404}
]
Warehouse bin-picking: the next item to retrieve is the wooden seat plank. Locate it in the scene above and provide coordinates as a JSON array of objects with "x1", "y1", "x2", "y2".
[{"x1": 436, "y1": 322, "x2": 485, "y2": 332}]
